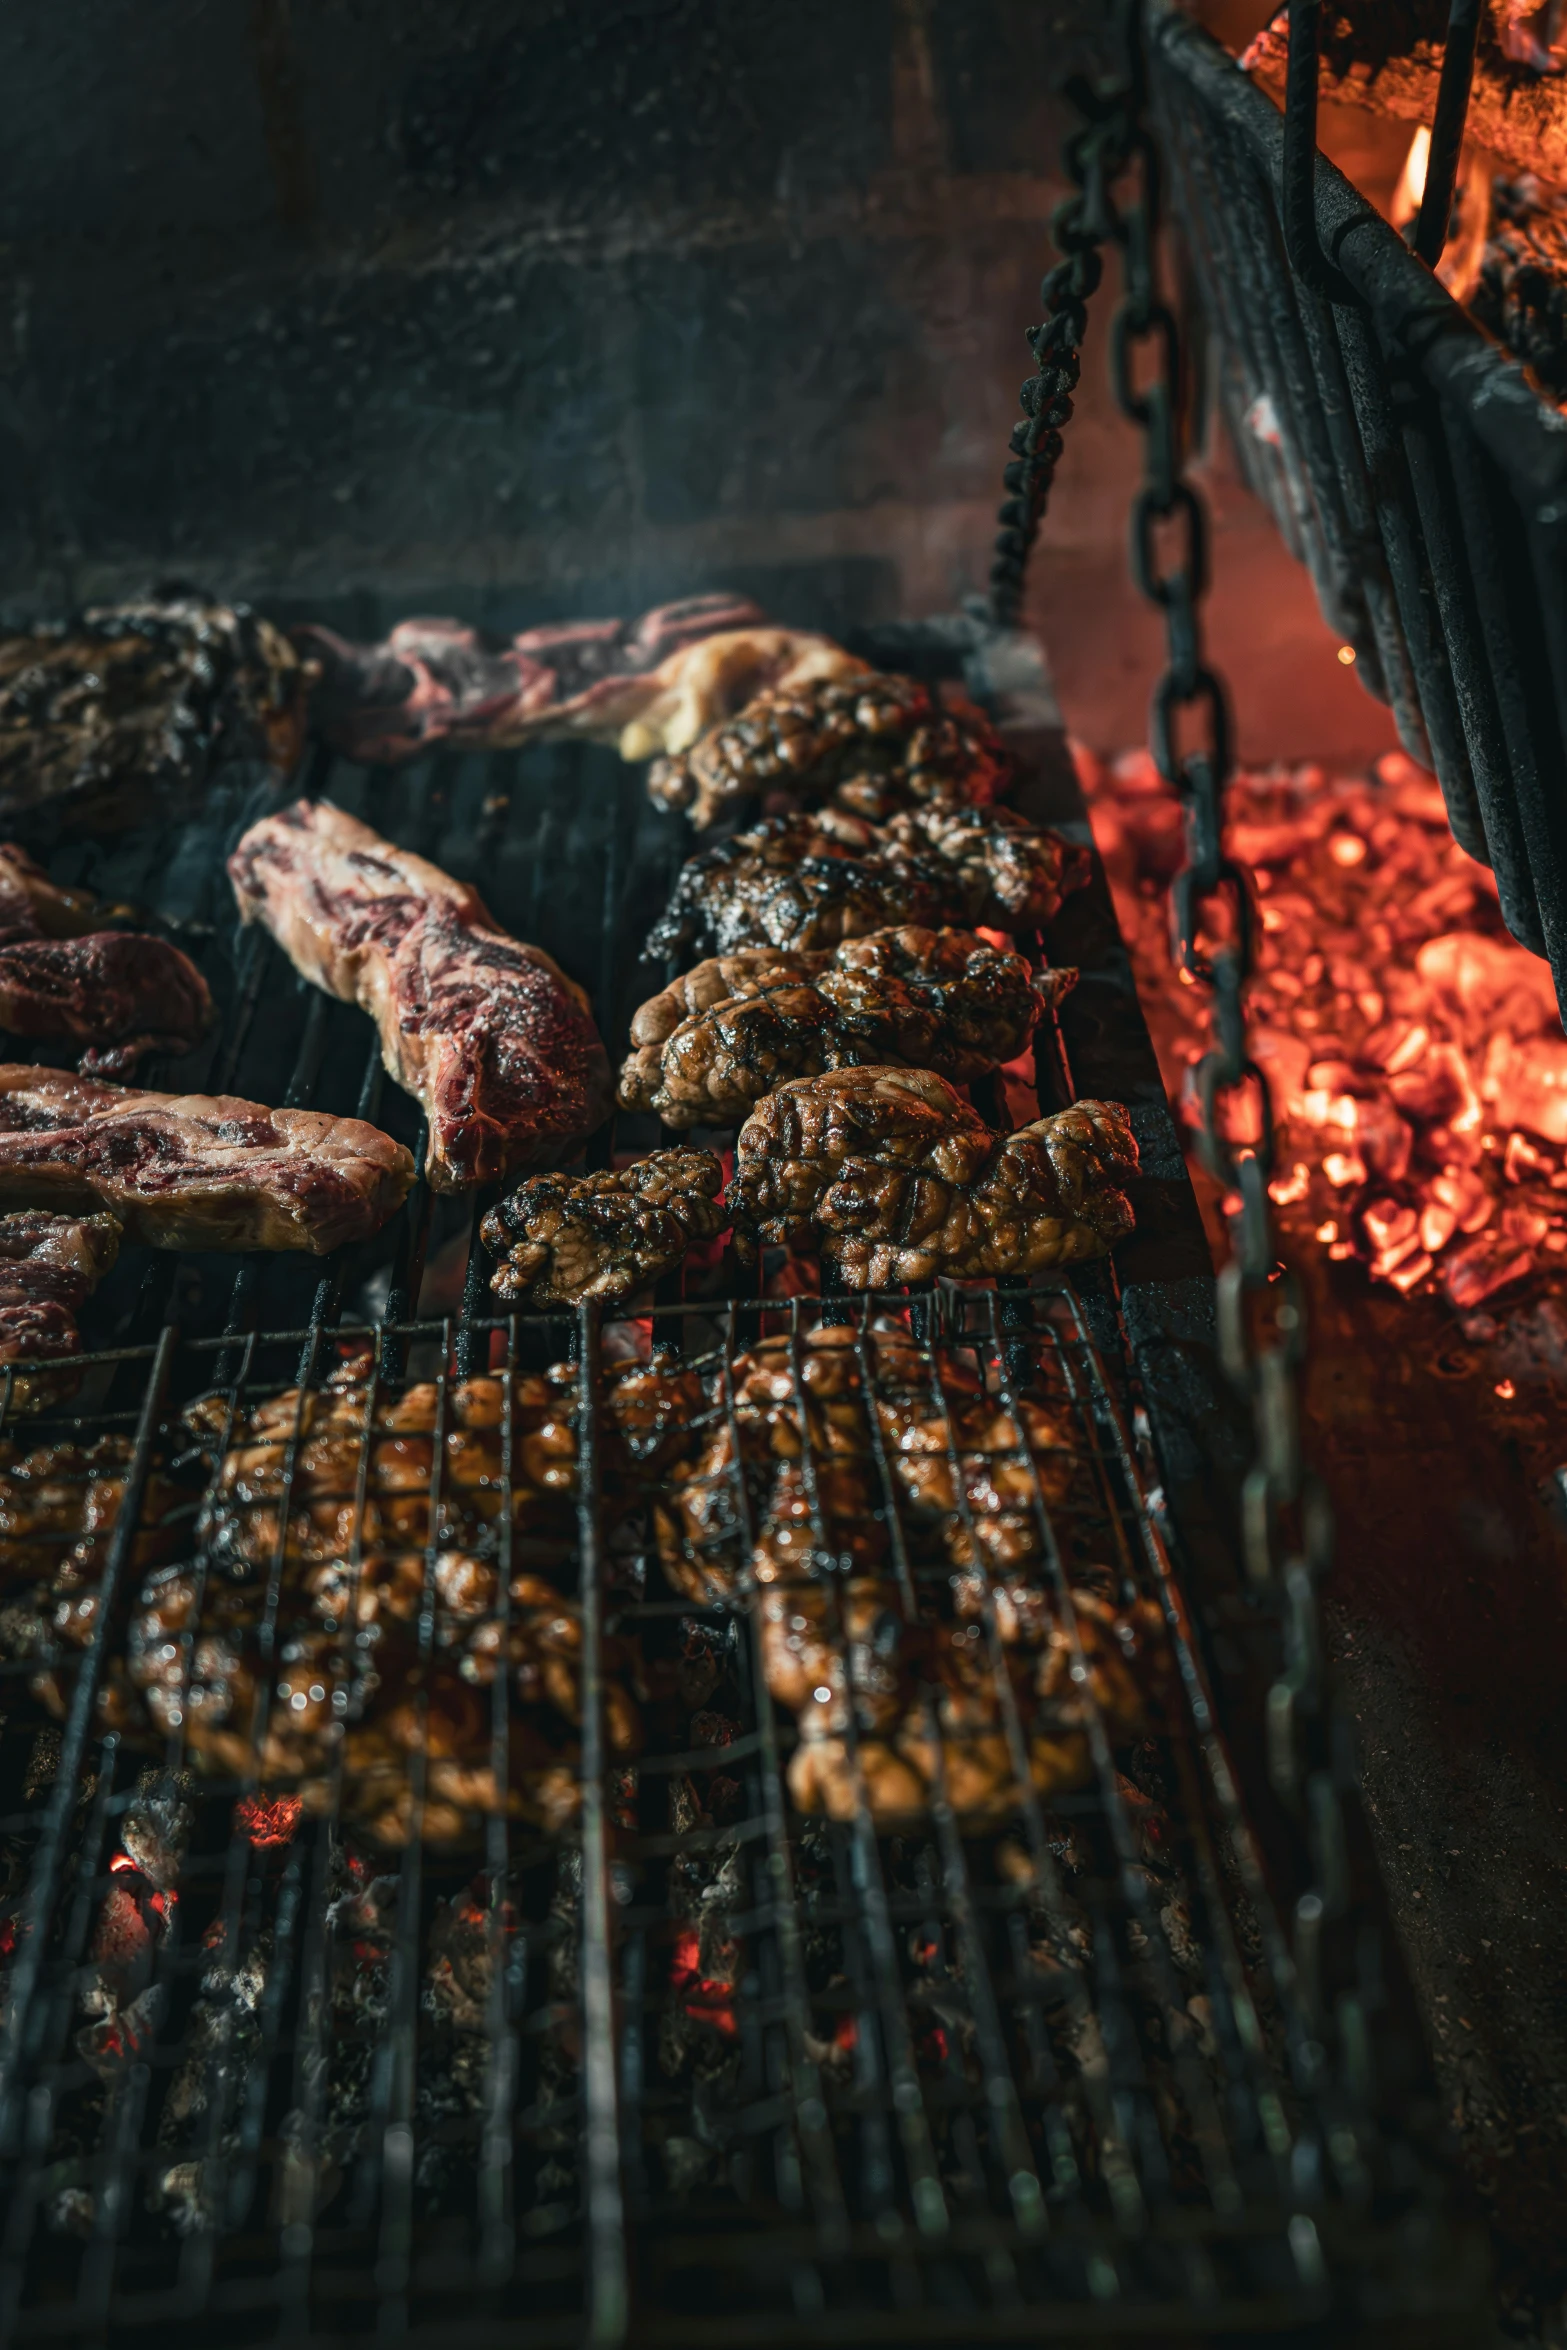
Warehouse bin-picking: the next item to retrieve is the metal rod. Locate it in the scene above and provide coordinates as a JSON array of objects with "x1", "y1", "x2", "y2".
[
  {"x1": 1414, "y1": 0, "x2": 1481, "y2": 270},
  {"x1": 576, "y1": 1300, "x2": 630, "y2": 2346}
]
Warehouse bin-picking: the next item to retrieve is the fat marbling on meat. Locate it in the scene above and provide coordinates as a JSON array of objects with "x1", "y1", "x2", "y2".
[
  {"x1": 0, "y1": 1067, "x2": 413, "y2": 1252},
  {"x1": 229, "y1": 800, "x2": 612, "y2": 1190}
]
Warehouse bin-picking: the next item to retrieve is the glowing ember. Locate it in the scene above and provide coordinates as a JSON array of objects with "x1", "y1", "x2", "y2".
[
  {"x1": 235, "y1": 1793, "x2": 304, "y2": 1848},
  {"x1": 1079, "y1": 743, "x2": 1567, "y2": 1315},
  {"x1": 668, "y1": 1927, "x2": 737, "y2": 2037}
]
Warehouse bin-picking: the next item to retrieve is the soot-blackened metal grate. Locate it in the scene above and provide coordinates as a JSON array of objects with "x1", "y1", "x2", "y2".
[{"x1": 0, "y1": 706, "x2": 1478, "y2": 2344}]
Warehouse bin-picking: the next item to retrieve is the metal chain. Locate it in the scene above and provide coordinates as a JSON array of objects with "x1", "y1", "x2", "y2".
[
  {"x1": 987, "y1": 8, "x2": 1144, "y2": 632},
  {"x1": 1103, "y1": 15, "x2": 1352, "y2": 2029},
  {"x1": 985, "y1": 3, "x2": 1357, "y2": 2064}
]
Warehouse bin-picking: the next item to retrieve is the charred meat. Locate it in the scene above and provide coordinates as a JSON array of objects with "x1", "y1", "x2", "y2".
[
  {"x1": 297, "y1": 595, "x2": 863, "y2": 766},
  {"x1": 647, "y1": 671, "x2": 1012, "y2": 830},
  {"x1": 0, "y1": 930, "x2": 212, "y2": 1078},
  {"x1": 0, "y1": 596, "x2": 303, "y2": 839},
  {"x1": 0, "y1": 1065, "x2": 413, "y2": 1253},
  {"x1": 0, "y1": 1211, "x2": 120, "y2": 1408},
  {"x1": 619, "y1": 925, "x2": 1048, "y2": 1128},
  {"x1": 230, "y1": 800, "x2": 612, "y2": 1190},
  {"x1": 645, "y1": 805, "x2": 1085, "y2": 962},
  {"x1": 730, "y1": 1068, "x2": 1138, "y2": 1283},
  {"x1": 481, "y1": 1148, "x2": 726, "y2": 1306}
]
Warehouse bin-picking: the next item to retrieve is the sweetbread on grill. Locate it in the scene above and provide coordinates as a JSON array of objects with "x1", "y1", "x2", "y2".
[
  {"x1": 481, "y1": 1148, "x2": 726, "y2": 1306},
  {"x1": 729, "y1": 1066, "x2": 1138, "y2": 1283},
  {"x1": 647, "y1": 671, "x2": 1012, "y2": 830},
  {"x1": 618, "y1": 925, "x2": 1047, "y2": 1128},
  {"x1": 645, "y1": 805, "x2": 1085, "y2": 963}
]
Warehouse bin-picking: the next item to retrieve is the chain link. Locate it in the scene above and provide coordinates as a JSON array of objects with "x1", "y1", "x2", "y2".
[{"x1": 987, "y1": 21, "x2": 1147, "y2": 633}]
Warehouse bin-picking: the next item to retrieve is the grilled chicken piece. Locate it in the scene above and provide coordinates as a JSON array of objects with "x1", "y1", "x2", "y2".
[
  {"x1": 298, "y1": 596, "x2": 863, "y2": 766},
  {"x1": 0, "y1": 1066, "x2": 413, "y2": 1252},
  {"x1": 0, "y1": 596, "x2": 303, "y2": 839},
  {"x1": 645, "y1": 804, "x2": 1085, "y2": 962},
  {"x1": 730, "y1": 1068, "x2": 1137, "y2": 1284},
  {"x1": 647, "y1": 671, "x2": 1012, "y2": 829},
  {"x1": 776, "y1": 1584, "x2": 1168, "y2": 1825},
  {"x1": 0, "y1": 930, "x2": 213, "y2": 1078},
  {"x1": 650, "y1": 1323, "x2": 1076, "y2": 1604},
  {"x1": 619, "y1": 925, "x2": 1046, "y2": 1127},
  {"x1": 0, "y1": 1211, "x2": 121, "y2": 1409},
  {"x1": 0, "y1": 843, "x2": 104, "y2": 939},
  {"x1": 230, "y1": 800, "x2": 612, "y2": 1190},
  {"x1": 481, "y1": 1148, "x2": 726, "y2": 1306}
]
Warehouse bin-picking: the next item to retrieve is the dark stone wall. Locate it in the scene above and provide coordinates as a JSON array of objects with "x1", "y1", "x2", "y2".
[{"x1": 0, "y1": 1, "x2": 1111, "y2": 635}]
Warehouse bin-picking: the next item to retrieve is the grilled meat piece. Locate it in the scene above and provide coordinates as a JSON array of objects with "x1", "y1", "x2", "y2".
[
  {"x1": 645, "y1": 804, "x2": 1084, "y2": 962},
  {"x1": 0, "y1": 929, "x2": 212, "y2": 1077},
  {"x1": 230, "y1": 800, "x2": 612, "y2": 1189},
  {"x1": 619, "y1": 925, "x2": 1044, "y2": 1127},
  {"x1": 0, "y1": 596, "x2": 303, "y2": 839},
  {"x1": 0, "y1": 1211, "x2": 120, "y2": 1410},
  {"x1": 481, "y1": 1148, "x2": 726, "y2": 1306},
  {"x1": 775, "y1": 1582, "x2": 1168, "y2": 1825},
  {"x1": 730, "y1": 1068, "x2": 1137, "y2": 1284},
  {"x1": 298, "y1": 595, "x2": 863, "y2": 765},
  {"x1": 647, "y1": 671, "x2": 1011, "y2": 829},
  {"x1": 650, "y1": 1323, "x2": 1076, "y2": 1604},
  {"x1": 181, "y1": 1362, "x2": 580, "y2": 1583},
  {"x1": 147, "y1": 1357, "x2": 672, "y2": 1843},
  {"x1": 0, "y1": 844, "x2": 103, "y2": 940},
  {"x1": 0, "y1": 1065, "x2": 413, "y2": 1252}
]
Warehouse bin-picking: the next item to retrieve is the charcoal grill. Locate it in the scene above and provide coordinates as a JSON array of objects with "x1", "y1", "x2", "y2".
[
  {"x1": 0, "y1": 653, "x2": 1485, "y2": 2343},
  {"x1": 1147, "y1": 0, "x2": 1567, "y2": 1013}
]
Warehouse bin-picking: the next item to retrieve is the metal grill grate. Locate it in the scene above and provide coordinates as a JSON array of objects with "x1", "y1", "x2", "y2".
[{"x1": 0, "y1": 697, "x2": 1479, "y2": 2343}]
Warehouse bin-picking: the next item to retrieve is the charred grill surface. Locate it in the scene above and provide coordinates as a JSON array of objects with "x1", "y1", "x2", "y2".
[
  {"x1": 646, "y1": 671, "x2": 1012, "y2": 830},
  {"x1": 0, "y1": 701, "x2": 1468, "y2": 2346},
  {"x1": 618, "y1": 926, "x2": 1047, "y2": 1128}
]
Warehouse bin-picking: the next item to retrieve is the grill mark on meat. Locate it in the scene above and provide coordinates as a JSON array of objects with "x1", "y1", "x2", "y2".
[
  {"x1": 0, "y1": 1067, "x2": 412, "y2": 1253},
  {"x1": 229, "y1": 802, "x2": 612, "y2": 1189}
]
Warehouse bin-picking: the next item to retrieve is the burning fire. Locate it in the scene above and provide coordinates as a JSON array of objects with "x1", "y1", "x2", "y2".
[
  {"x1": 1079, "y1": 744, "x2": 1567, "y2": 1315},
  {"x1": 1389, "y1": 124, "x2": 1491, "y2": 304}
]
